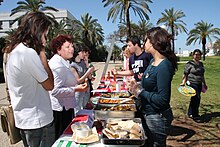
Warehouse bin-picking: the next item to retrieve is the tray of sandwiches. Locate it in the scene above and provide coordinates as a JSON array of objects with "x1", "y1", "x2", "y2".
[
  {"x1": 102, "y1": 118, "x2": 147, "y2": 145},
  {"x1": 94, "y1": 104, "x2": 136, "y2": 120}
]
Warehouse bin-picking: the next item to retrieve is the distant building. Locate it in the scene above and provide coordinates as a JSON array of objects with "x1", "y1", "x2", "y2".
[
  {"x1": 206, "y1": 42, "x2": 216, "y2": 56},
  {"x1": 0, "y1": 9, "x2": 76, "y2": 37},
  {"x1": 206, "y1": 49, "x2": 215, "y2": 56},
  {"x1": 176, "y1": 50, "x2": 191, "y2": 57}
]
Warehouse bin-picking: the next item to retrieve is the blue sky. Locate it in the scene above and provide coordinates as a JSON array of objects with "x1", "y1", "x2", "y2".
[{"x1": 1, "y1": 0, "x2": 220, "y2": 52}]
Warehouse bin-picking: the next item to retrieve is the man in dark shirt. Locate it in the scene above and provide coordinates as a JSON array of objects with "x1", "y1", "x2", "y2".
[
  {"x1": 112, "y1": 36, "x2": 152, "y2": 81},
  {"x1": 112, "y1": 36, "x2": 152, "y2": 119}
]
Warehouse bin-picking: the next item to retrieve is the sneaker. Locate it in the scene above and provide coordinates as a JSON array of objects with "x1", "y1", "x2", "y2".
[{"x1": 188, "y1": 115, "x2": 193, "y2": 119}]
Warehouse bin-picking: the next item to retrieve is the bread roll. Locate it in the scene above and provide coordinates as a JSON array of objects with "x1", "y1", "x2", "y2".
[
  {"x1": 130, "y1": 123, "x2": 141, "y2": 134},
  {"x1": 103, "y1": 128, "x2": 119, "y2": 139},
  {"x1": 117, "y1": 120, "x2": 135, "y2": 131},
  {"x1": 129, "y1": 133, "x2": 140, "y2": 139},
  {"x1": 116, "y1": 130, "x2": 128, "y2": 139}
]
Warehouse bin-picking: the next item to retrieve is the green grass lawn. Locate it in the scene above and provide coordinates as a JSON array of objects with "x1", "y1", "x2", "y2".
[
  {"x1": 168, "y1": 56, "x2": 220, "y2": 146},
  {"x1": 171, "y1": 56, "x2": 220, "y2": 119}
]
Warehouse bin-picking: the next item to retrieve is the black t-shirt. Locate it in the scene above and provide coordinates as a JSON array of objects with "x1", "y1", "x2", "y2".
[{"x1": 129, "y1": 52, "x2": 152, "y2": 81}]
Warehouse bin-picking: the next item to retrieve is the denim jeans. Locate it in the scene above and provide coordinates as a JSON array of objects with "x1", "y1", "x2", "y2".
[
  {"x1": 20, "y1": 121, "x2": 55, "y2": 147},
  {"x1": 143, "y1": 108, "x2": 173, "y2": 147},
  {"x1": 188, "y1": 83, "x2": 202, "y2": 117}
]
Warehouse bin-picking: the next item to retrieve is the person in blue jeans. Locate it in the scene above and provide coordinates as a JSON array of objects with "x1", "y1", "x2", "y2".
[
  {"x1": 180, "y1": 49, "x2": 207, "y2": 122},
  {"x1": 129, "y1": 27, "x2": 178, "y2": 146},
  {"x1": 4, "y1": 12, "x2": 55, "y2": 147}
]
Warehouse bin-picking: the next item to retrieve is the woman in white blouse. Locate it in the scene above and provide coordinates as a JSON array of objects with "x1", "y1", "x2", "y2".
[{"x1": 48, "y1": 34, "x2": 88, "y2": 139}]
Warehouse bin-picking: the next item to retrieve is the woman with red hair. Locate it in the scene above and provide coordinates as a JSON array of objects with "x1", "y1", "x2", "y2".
[{"x1": 49, "y1": 34, "x2": 88, "y2": 139}]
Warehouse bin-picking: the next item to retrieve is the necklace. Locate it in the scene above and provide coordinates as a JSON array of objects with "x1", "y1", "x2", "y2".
[
  {"x1": 145, "y1": 73, "x2": 149, "y2": 78},
  {"x1": 145, "y1": 64, "x2": 153, "y2": 79}
]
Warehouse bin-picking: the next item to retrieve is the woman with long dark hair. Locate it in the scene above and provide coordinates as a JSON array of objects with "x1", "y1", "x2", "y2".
[
  {"x1": 129, "y1": 27, "x2": 178, "y2": 146},
  {"x1": 5, "y1": 12, "x2": 55, "y2": 147}
]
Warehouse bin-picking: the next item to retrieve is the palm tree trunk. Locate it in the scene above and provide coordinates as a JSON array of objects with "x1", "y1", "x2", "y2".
[
  {"x1": 202, "y1": 38, "x2": 206, "y2": 61},
  {"x1": 171, "y1": 25, "x2": 175, "y2": 52},
  {"x1": 126, "y1": 8, "x2": 131, "y2": 38},
  {"x1": 202, "y1": 43, "x2": 206, "y2": 61},
  {"x1": 172, "y1": 38, "x2": 175, "y2": 52}
]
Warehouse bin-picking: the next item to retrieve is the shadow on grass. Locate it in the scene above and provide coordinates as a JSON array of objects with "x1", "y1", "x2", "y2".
[
  {"x1": 167, "y1": 114, "x2": 220, "y2": 146},
  {"x1": 199, "y1": 112, "x2": 220, "y2": 123},
  {"x1": 168, "y1": 125, "x2": 196, "y2": 142}
]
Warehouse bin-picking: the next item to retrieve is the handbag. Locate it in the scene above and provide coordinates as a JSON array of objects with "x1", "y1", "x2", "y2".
[
  {"x1": 201, "y1": 84, "x2": 208, "y2": 93},
  {"x1": 1, "y1": 105, "x2": 22, "y2": 144},
  {"x1": 0, "y1": 53, "x2": 22, "y2": 144}
]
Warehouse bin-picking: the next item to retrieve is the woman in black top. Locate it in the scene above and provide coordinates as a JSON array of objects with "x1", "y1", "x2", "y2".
[
  {"x1": 180, "y1": 49, "x2": 207, "y2": 121},
  {"x1": 129, "y1": 27, "x2": 178, "y2": 147}
]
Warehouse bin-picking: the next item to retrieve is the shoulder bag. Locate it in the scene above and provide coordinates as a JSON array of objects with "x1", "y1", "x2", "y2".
[{"x1": 0, "y1": 53, "x2": 22, "y2": 144}]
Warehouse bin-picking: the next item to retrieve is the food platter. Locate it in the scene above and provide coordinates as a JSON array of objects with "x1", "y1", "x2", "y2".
[
  {"x1": 99, "y1": 92, "x2": 131, "y2": 98},
  {"x1": 178, "y1": 85, "x2": 196, "y2": 97},
  {"x1": 101, "y1": 118, "x2": 147, "y2": 145},
  {"x1": 94, "y1": 104, "x2": 136, "y2": 120},
  {"x1": 98, "y1": 97, "x2": 135, "y2": 107}
]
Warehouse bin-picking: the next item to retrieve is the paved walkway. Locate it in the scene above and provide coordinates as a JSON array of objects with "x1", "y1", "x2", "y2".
[{"x1": 0, "y1": 61, "x2": 123, "y2": 147}]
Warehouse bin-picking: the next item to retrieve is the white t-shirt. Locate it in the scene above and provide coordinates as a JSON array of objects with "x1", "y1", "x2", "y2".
[
  {"x1": 49, "y1": 54, "x2": 77, "y2": 111},
  {"x1": 6, "y1": 43, "x2": 53, "y2": 129}
]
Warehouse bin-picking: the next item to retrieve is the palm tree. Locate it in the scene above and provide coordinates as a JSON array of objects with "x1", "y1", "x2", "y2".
[
  {"x1": 72, "y1": 13, "x2": 104, "y2": 61},
  {"x1": 47, "y1": 18, "x2": 70, "y2": 42},
  {"x1": 136, "y1": 20, "x2": 153, "y2": 43},
  {"x1": 10, "y1": 0, "x2": 58, "y2": 24},
  {"x1": 110, "y1": 20, "x2": 153, "y2": 44},
  {"x1": 102, "y1": 0, "x2": 152, "y2": 38},
  {"x1": 46, "y1": 18, "x2": 73, "y2": 58},
  {"x1": 112, "y1": 44, "x2": 121, "y2": 62},
  {"x1": 186, "y1": 20, "x2": 220, "y2": 60},
  {"x1": 157, "y1": 7, "x2": 187, "y2": 51},
  {"x1": 72, "y1": 13, "x2": 104, "y2": 46}
]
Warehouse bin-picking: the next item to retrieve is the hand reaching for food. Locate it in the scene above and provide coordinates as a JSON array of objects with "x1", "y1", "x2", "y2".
[{"x1": 128, "y1": 79, "x2": 144, "y2": 98}]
